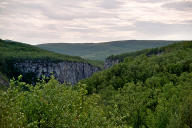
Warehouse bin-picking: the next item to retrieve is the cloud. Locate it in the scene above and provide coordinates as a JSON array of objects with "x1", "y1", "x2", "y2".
[
  {"x1": 162, "y1": 1, "x2": 192, "y2": 11},
  {"x1": 135, "y1": 0, "x2": 168, "y2": 3},
  {"x1": 134, "y1": 21, "x2": 192, "y2": 35},
  {"x1": 100, "y1": 0, "x2": 123, "y2": 9},
  {"x1": 0, "y1": 0, "x2": 191, "y2": 44}
]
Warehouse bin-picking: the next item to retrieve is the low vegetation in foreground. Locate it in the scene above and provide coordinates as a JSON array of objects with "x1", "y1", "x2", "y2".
[
  {"x1": 0, "y1": 41, "x2": 192, "y2": 128},
  {"x1": 0, "y1": 76, "x2": 109, "y2": 127}
]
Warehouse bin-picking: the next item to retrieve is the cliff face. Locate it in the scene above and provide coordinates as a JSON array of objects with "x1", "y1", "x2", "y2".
[
  {"x1": 0, "y1": 74, "x2": 9, "y2": 87},
  {"x1": 14, "y1": 60, "x2": 101, "y2": 84},
  {"x1": 104, "y1": 59, "x2": 120, "y2": 69}
]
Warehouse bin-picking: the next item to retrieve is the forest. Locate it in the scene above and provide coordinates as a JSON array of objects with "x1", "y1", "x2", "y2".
[{"x1": 0, "y1": 41, "x2": 192, "y2": 128}]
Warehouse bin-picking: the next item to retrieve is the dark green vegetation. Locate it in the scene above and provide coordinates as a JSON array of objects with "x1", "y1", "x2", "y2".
[
  {"x1": 1, "y1": 39, "x2": 85, "y2": 62},
  {"x1": 107, "y1": 40, "x2": 189, "y2": 62},
  {"x1": 81, "y1": 41, "x2": 192, "y2": 127},
  {"x1": 37, "y1": 40, "x2": 175, "y2": 60},
  {"x1": 0, "y1": 77, "x2": 109, "y2": 127},
  {"x1": 1, "y1": 41, "x2": 192, "y2": 127},
  {"x1": 0, "y1": 39, "x2": 103, "y2": 82}
]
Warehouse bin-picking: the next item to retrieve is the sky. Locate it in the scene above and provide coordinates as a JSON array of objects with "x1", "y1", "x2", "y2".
[{"x1": 0, "y1": 0, "x2": 192, "y2": 44}]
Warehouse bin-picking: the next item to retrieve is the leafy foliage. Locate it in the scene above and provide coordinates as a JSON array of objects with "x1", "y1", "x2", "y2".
[
  {"x1": 0, "y1": 76, "x2": 109, "y2": 128},
  {"x1": 107, "y1": 41, "x2": 192, "y2": 62},
  {"x1": 1, "y1": 41, "x2": 192, "y2": 127},
  {"x1": 81, "y1": 41, "x2": 192, "y2": 127}
]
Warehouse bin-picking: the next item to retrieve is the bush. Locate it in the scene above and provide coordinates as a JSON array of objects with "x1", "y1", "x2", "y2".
[{"x1": 0, "y1": 76, "x2": 108, "y2": 128}]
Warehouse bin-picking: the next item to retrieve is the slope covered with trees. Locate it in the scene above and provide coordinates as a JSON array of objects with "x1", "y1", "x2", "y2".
[
  {"x1": 0, "y1": 41, "x2": 192, "y2": 127},
  {"x1": 81, "y1": 41, "x2": 192, "y2": 127},
  {"x1": 37, "y1": 40, "x2": 175, "y2": 60},
  {"x1": 107, "y1": 40, "x2": 191, "y2": 63}
]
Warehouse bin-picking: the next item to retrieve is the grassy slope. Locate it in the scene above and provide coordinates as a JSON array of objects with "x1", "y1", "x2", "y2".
[
  {"x1": 0, "y1": 39, "x2": 103, "y2": 66},
  {"x1": 37, "y1": 40, "x2": 176, "y2": 60},
  {"x1": 1, "y1": 39, "x2": 87, "y2": 63}
]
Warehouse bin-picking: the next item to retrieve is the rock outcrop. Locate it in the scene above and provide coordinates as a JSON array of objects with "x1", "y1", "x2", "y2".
[
  {"x1": 0, "y1": 74, "x2": 9, "y2": 87},
  {"x1": 14, "y1": 60, "x2": 101, "y2": 84},
  {"x1": 104, "y1": 58, "x2": 120, "y2": 69}
]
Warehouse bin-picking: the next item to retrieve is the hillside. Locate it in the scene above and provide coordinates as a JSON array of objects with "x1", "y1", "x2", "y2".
[
  {"x1": 107, "y1": 41, "x2": 190, "y2": 61},
  {"x1": 1, "y1": 41, "x2": 192, "y2": 127},
  {"x1": 37, "y1": 40, "x2": 176, "y2": 60},
  {"x1": 80, "y1": 41, "x2": 192, "y2": 127},
  {"x1": 0, "y1": 41, "x2": 192, "y2": 127},
  {"x1": 83, "y1": 41, "x2": 192, "y2": 92},
  {"x1": 105, "y1": 40, "x2": 191, "y2": 68},
  {"x1": 0, "y1": 39, "x2": 102, "y2": 84}
]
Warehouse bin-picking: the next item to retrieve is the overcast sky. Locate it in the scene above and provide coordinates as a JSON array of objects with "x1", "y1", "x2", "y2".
[{"x1": 0, "y1": 0, "x2": 192, "y2": 44}]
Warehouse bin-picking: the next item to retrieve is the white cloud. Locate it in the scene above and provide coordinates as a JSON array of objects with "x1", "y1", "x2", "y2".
[
  {"x1": 163, "y1": 1, "x2": 192, "y2": 11},
  {"x1": 100, "y1": 0, "x2": 123, "y2": 9},
  {"x1": 0, "y1": 0, "x2": 191, "y2": 44}
]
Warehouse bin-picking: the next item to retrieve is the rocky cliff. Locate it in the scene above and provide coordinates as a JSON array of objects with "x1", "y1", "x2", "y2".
[
  {"x1": 14, "y1": 60, "x2": 101, "y2": 84},
  {"x1": 0, "y1": 74, "x2": 9, "y2": 87},
  {"x1": 104, "y1": 59, "x2": 120, "y2": 69}
]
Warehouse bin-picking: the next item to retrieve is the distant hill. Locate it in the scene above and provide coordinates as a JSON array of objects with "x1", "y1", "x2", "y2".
[{"x1": 37, "y1": 40, "x2": 177, "y2": 60}]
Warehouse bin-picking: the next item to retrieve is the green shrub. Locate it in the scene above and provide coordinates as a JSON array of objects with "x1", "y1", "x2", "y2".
[{"x1": 0, "y1": 76, "x2": 108, "y2": 128}]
